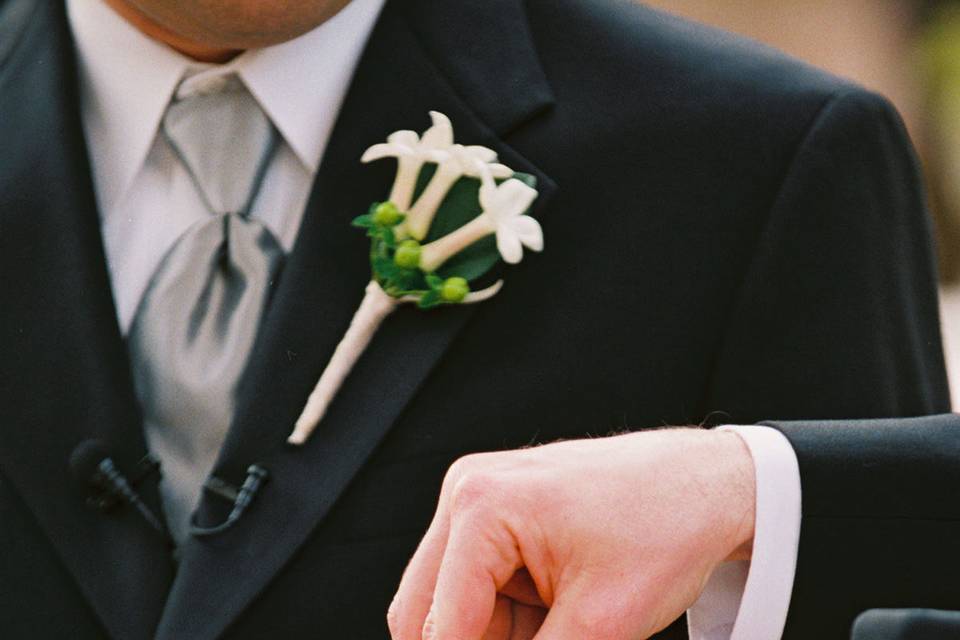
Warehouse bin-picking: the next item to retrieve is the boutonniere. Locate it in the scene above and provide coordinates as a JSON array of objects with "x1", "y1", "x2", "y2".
[{"x1": 287, "y1": 111, "x2": 543, "y2": 445}]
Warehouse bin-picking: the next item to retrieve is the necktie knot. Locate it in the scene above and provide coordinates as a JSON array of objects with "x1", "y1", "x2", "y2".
[
  {"x1": 175, "y1": 70, "x2": 242, "y2": 100},
  {"x1": 163, "y1": 72, "x2": 277, "y2": 216}
]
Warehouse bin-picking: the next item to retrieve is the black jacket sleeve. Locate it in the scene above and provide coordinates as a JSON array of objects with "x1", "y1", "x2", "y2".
[
  {"x1": 702, "y1": 85, "x2": 955, "y2": 640},
  {"x1": 705, "y1": 89, "x2": 950, "y2": 423},
  {"x1": 767, "y1": 414, "x2": 960, "y2": 639}
]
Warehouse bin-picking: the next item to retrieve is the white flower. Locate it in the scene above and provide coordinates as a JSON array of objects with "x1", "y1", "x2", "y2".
[
  {"x1": 427, "y1": 144, "x2": 512, "y2": 179},
  {"x1": 361, "y1": 111, "x2": 454, "y2": 211},
  {"x1": 363, "y1": 111, "x2": 514, "y2": 241},
  {"x1": 403, "y1": 143, "x2": 512, "y2": 241},
  {"x1": 419, "y1": 172, "x2": 542, "y2": 272},
  {"x1": 480, "y1": 174, "x2": 543, "y2": 264}
]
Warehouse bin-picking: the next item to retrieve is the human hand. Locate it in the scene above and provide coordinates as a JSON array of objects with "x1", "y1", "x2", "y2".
[{"x1": 387, "y1": 428, "x2": 756, "y2": 639}]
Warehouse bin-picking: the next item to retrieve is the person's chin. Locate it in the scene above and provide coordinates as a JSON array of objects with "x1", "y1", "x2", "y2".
[{"x1": 120, "y1": 0, "x2": 354, "y2": 51}]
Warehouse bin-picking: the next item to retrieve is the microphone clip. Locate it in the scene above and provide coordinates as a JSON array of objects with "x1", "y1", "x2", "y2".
[
  {"x1": 83, "y1": 453, "x2": 162, "y2": 513},
  {"x1": 69, "y1": 440, "x2": 172, "y2": 548},
  {"x1": 190, "y1": 464, "x2": 269, "y2": 538}
]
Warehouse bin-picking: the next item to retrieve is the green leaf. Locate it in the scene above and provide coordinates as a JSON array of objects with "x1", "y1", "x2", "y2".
[
  {"x1": 427, "y1": 171, "x2": 539, "y2": 283},
  {"x1": 418, "y1": 290, "x2": 442, "y2": 309},
  {"x1": 393, "y1": 288, "x2": 429, "y2": 297},
  {"x1": 423, "y1": 171, "x2": 536, "y2": 242},
  {"x1": 372, "y1": 255, "x2": 399, "y2": 280},
  {"x1": 380, "y1": 226, "x2": 397, "y2": 249},
  {"x1": 353, "y1": 214, "x2": 374, "y2": 228},
  {"x1": 392, "y1": 268, "x2": 425, "y2": 292},
  {"x1": 365, "y1": 225, "x2": 397, "y2": 248},
  {"x1": 411, "y1": 165, "x2": 437, "y2": 203},
  {"x1": 423, "y1": 173, "x2": 482, "y2": 243},
  {"x1": 435, "y1": 235, "x2": 498, "y2": 282}
]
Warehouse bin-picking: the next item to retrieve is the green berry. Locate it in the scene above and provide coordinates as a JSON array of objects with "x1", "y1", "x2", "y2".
[
  {"x1": 440, "y1": 277, "x2": 470, "y2": 303},
  {"x1": 373, "y1": 201, "x2": 403, "y2": 226},
  {"x1": 394, "y1": 239, "x2": 422, "y2": 269}
]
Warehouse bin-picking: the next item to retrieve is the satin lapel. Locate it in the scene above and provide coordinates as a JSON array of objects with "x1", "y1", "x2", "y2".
[
  {"x1": 0, "y1": 3, "x2": 174, "y2": 639},
  {"x1": 157, "y1": 1, "x2": 555, "y2": 638}
]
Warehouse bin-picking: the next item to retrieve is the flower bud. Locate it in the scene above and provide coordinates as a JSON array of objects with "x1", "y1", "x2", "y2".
[
  {"x1": 373, "y1": 201, "x2": 403, "y2": 226},
  {"x1": 440, "y1": 277, "x2": 470, "y2": 303},
  {"x1": 394, "y1": 239, "x2": 422, "y2": 269}
]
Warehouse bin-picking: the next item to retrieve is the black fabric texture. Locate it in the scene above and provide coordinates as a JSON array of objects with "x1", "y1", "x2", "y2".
[
  {"x1": 0, "y1": 0, "x2": 949, "y2": 638},
  {"x1": 769, "y1": 415, "x2": 960, "y2": 638}
]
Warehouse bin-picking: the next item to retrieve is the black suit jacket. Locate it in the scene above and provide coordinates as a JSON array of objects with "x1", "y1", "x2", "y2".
[
  {"x1": 768, "y1": 415, "x2": 960, "y2": 639},
  {"x1": 0, "y1": 0, "x2": 949, "y2": 638}
]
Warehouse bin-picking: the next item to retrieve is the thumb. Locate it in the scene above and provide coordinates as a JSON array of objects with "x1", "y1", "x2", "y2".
[{"x1": 425, "y1": 516, "x2": 522, "y2": 639}]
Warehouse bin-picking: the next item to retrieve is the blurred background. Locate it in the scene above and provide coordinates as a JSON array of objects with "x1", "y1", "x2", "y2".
[{"x1": 644, "y1": 0, "x2": 960, "y2": 407}]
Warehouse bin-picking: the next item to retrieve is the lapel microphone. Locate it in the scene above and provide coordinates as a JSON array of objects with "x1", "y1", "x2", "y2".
[
  {"x1": 189, "y1": 464, "x2": 269, "y2": 537},
  {"x1": 69, "y1": 439, "x2": 173, "y2": 548}
]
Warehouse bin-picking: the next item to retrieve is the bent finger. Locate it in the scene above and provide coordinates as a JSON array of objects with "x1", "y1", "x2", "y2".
[
  {"x1": 390, "y1": 457, "x2": 479, "y2": 638},
  {"x1": 427, "y1": 514, "x2": 522, "y2": 639},
  {"x1": 389, "y1": 520, "x2": 450, "y2": 639}
]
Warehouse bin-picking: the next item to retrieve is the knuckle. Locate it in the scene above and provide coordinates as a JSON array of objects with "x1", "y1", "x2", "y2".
[
  {"x1": 443, "y1": 453, "x2": 488, "y2": 492},
  {"x1": 449, "y1": 469, "x2": 500, "y2": 516},
  {"x1": 445, "y1": 452, "x2": 484, "y2": 482}
]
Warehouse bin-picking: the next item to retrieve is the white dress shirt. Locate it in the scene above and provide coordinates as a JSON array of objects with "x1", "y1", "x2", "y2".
[
  {"x1": 67, "y1": 0, "x2": 386, "y2": 333},
  {"x1": 67, "y1": 1, "x2": 802, "y2": 636},
  {"x1": 688, "y1": 427, "x2": 802, "y2": 640}
]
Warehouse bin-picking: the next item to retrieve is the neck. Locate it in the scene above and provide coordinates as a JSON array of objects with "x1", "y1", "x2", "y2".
[{"x1": 103, "y1": 0, "x2": 242, "y2": 64}]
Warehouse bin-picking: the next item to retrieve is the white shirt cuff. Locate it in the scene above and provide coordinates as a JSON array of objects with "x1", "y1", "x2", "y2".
[{"x1": 687, "y1": 425, "x2": 802, "y2": 640}]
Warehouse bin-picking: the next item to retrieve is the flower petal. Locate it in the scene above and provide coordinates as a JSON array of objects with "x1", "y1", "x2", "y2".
[
  {"x1": 510, "y1": 216, "x2": 544, "y2": 251},
  {"x1": 455, "y1": 155, "x2": 489, "y2": 178},
  {"x1": 486, "y1": 162, "x2": 514, "y2": 179},
  {"x1": 462, "y1": 280, "x2": 504, "y2": 304},
  {"x1": 478, "y1": 171, "x2": 499, "y2": 211},
  {"x1": 422, "y1": 111, "x2": 454, "y2": 148},
  {"x1": 488, "y1": 178, "x2": 538, "y2": 221},
  {"x1": 388, "y1": 130, "x2": 420, "y2": 146},
  {"x1": 425, "y1": 148, "x2": 452, "y2": 164},
  {"x1": 460, "y1": 157, "x2": 512, "y2": 179},
  {"x1": 361, "y1": 142, "x2": 411, "y2": 163},
  {"x1": 463, "y1": 145, "x2": 498, "y2": 163},
  {"x1": 496, "y1": 228, "x2": 524, "y2": 264}
]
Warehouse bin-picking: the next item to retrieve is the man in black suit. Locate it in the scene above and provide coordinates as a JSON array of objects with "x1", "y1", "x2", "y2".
[{"x1": 0, "y1": 1, "x2": 948, "y2": 639}]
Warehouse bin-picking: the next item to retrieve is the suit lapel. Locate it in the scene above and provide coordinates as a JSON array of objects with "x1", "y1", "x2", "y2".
[
  {"x1": 0, "y1": 3, "x2": 175, "y2": 639},
  {"x1": 157, "y1": 1, "x2": 555, "y2": 638}
]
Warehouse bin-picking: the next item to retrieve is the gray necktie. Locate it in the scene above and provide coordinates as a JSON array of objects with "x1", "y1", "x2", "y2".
[{"x1": 128, "y1": 74, "x2": 282, "y2": 543}]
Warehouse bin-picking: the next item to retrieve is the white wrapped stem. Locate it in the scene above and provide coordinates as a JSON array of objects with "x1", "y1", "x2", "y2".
[
  {"x1": 287, "y1": 281, "x2": 399, "y2": 445},
  {"x1": 288, "y1": 279, "x2": 505, "y2": 446}
]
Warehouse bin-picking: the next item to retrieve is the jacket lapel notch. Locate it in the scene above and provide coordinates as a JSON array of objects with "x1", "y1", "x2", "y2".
[
  {"x1": 401, "y1": 0, "x2": 556, "y2": 137},
  {"x1": 0, "y1": 4, "x2": 174, "y2": 638}
]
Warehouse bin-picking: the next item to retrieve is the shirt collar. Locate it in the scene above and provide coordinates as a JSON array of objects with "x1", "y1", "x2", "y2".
[{"x1": 67, "y1": 0, "x2": 385, "y2": 212}]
